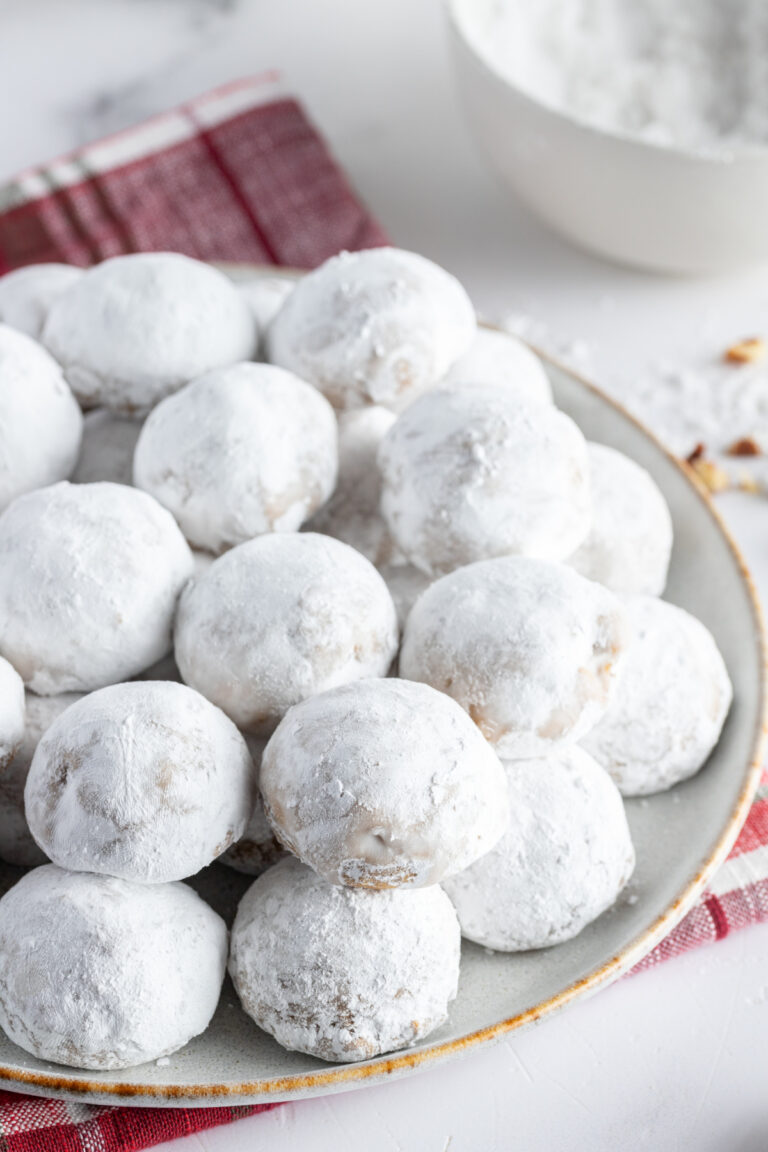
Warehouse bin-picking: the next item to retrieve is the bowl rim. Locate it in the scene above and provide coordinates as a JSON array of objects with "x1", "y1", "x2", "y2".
[
  {"x1": 444, "y1": 0, "x2": 768, "y2": 168},
  {"x1": 0, "y1": 273, "x2": 765, "y2": 1105}
]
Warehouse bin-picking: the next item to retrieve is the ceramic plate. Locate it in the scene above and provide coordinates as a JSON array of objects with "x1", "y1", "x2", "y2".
[{"x1": 0, "y1": 267, "x2": 764, "y2": 1107}]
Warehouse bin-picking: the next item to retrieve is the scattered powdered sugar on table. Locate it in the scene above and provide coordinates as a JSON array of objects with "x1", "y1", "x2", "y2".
[
  {"x1": 472, "y1": 0, "x2": 768, "y2": 155},
  {"x1": 498, "y1": 311, "x2": 768, "y2": 483}
]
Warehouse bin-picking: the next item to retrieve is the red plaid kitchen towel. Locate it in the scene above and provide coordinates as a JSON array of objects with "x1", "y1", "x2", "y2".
[
  {"x1": 0, "y1": 70, "x2": 765, "y2": 1152},
  {"x1": 0, "y1": 73, "x2": 387, "y2": 272}
]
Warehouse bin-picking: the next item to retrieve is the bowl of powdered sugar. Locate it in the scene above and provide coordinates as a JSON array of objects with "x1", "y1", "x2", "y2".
[{"x1": 447, "y1": 0, "x2": 768, "y2": 272}]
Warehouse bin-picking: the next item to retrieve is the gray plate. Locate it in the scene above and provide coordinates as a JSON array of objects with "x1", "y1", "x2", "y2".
[{"x1": 0, "y1": 268, "x2": 764, "y2": 1107}]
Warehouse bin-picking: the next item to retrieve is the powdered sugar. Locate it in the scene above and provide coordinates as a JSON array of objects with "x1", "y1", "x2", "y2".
[
  {"x1": 0, "y1": 658, "x2": 24, "y2": 772},
  {"x1": 175, "y1": 533, "x2": 398, "y2": 734},
  {"x1": 471, "y1": 0, "x2": 768, "y2": 155},
  {"x1": 499, "y1": 312, "x2": 768, "y2": 476},
  {"x1": 261, "y1": 678, "x2": 508, "y2": 889},
  {"x1": 25, "y1": 680, "x2": 254, "y2": 883},
  {"x1": 0, "y1": 325, "x2": 82, "y2": 512},
  {"x1": 0, "y1": 482, "x2": 193, "y2": 694},
  {"x1": 442, "y1": 327, "x2": 553, "y2": 403},
  {"x1": 229, "y1": 856, "x2": 460, "y2": 1062},
  {"x1": 43, "y1": 252, "x2": 257, "y2": 411},
  {"x1": 400, "y1": 557, "x2": 629, "y2": 759},
  {"x1": 567, "y1": 442, "x2": 673, "y2": 595},
  {"x1": 582, "y1": 595, "x2": 733, "y2": 796},
  {"x1": 0, "y1": 264, "x2": 83, "y2": 339},
  {"x1": 134, "y1": 363, "x2": 338, "y2": 554},
  {"x1": 0, "y1": 865, "x2": 226, "y2": 1070},
  {"x1": 443, "y1": 747, "x2": 635, "y2": 951},
  {"x1": 268, "y1": 247, "x2": 476, "y2": 410},
  {"x1": 379, "y1": 383, "x2": 591, "y2": 576}
]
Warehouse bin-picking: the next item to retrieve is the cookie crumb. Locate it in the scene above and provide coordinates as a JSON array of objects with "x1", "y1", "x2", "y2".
[
  {"x1": 686, "y1": 456, "x2": 730, "y2": 493},
  {"x1": 738, "y1": 472, "x2": 762, "y2": 495},
  {"x1": 726, "y1": 436, "x2": 762, "y2": 457}
]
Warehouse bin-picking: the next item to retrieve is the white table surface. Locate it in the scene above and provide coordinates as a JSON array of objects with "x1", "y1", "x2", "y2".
[{"x1": 3, "y1": 2, "x2": 768, "y2": 1149}]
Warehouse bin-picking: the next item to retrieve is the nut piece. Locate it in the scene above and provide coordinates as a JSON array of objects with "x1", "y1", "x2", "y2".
[
  {"x1": 725, "y1": 338, "x2": 766, "y2": 365},
  {"x1": 726, "y1": 437, "x2": 762, "y2": 457},
  {"x1": 737, "y1": 471, "x2": 762, "y2": 495},
  {"x1": 686, "y1": 456, "x2": 730, "y2": 494}
]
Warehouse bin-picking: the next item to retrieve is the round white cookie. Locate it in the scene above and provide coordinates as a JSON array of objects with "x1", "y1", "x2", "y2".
[
  {"x1": 442, "y1": 328, "x2": 552, "y2": 403},
  {"x1": 72, "y1": 409, "x2": 143, "y2": 486},
  {"x1": 0, "y1": 481, "x2": 194, "y2": 694},
  {"x1": 0, "y1": 657, "x2": 24, "y2": 771},
  {"x1": 268, "y1": 247, "x2": 475, "y2": 410},
  {"x1": 25, "y1": 680, "x2": 254, "y2": 883},
  {"x1": 567, "y1": 443, "x2": 673, "y2": 596},
  {"x1": 582, "y1": 595, "x2": 732, "y2": 796},
  {"x1": 261, "y1": 677, "x2": 508, "y2": 889},
  {"x1": 443, "y1": 747, "x2": 635, "y2": 951},
  {"x1": 379, "y1": 383, "x2": 591, "y2": 576},
  {"x1": 134, "y1": 363, "x2": 338, "y2": 554},
  {"x1": 0, "y1": 691, "x2": 80, "y2": 868},
  {"x1": 308, "y1": 406, "x2": 399, "y2": 565},
  {"x1": 43, "y1": 252, "x2": 257, "y2": 411},
  {"x1": 0, "y1": 324, "x2": 82, "y2": 512},
  {"x1": 175, "y1": 533, "x2": 398, "y2": 734},
  {"x1": 229, "y1": 856, "x2": 460, "y2": 1062},
  {"x1": 219, "y1": 735, "x2": 284, "y2": 876},
  {"x1": 0, "y1": 865, "x2": 226, "y2": 1069},
  {"x1": 0, "y1": 263, "x2": 83, "y2": 338},
  {"x1": 400, "y1": 557, "x2": 628, "y2": 759}
]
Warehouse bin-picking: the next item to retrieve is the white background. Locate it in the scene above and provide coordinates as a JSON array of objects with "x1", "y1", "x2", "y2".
[{"x1": 3, "y1": 2, "x2": 768, "y2": 1149}]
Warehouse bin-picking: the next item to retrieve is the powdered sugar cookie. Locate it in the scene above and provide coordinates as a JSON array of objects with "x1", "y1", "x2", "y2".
[
  {"x1": 0, "y1": 325, "x2": 82, "y2": 512},
  {"x1": 308, "y1": 406, "x2": 398, "y2": 565},
  {"x1": 443, "y1": 747, "x2": 635, "y2": 950},
  {"x1": 134, "y1": 363, "x2": 338, "y2": 554},
  {"x1": 0, "y1": 865, "x2": 226, "y2": 1069},
  {"x1": 567, "y1": 443, "x2": 673, "y2": 595},
  {"x1": 25, "y1": 680, "x2": 254, "y2": 883},
  {"x1": 0, "y1": 658, "x2": 24, "y2": 772},
  {"x1": 582, "y1": 595, "x2": 732, "y2": 796},
  {"x1": 72, "y1": 409, "x2": 143, "y2": 486},
  {"x1": 175, "y1": 533, "x2": 398, "y2": 734},
  {"x1": 260, "y1": 677, "x2": 508, "y2": 888},
  {"x1": 0, "y1": 263, "x2": 83, "y2": 338},
  {"x1": 218, "y1": 737, "x2": 284, "y2": 876},
  {"x1": 268, "y1": 247, "x2": 475, "y2": 410},
  {"x1": 43, "y1": 252, "x2": 257, "y2": 411},
  {"x1": 442, "y1": 327, "x2": 552, "y2": 403},
  {"x1": 379, "y1": 383, "x2": 591, "y2": 576},
  {"x1": 229, "y1": 856, "x2": 460, "y2": 1062},
  {"x1": 0, "y1": 691, "x2": 80, "y2": 868},
  {"x1": 400, "y1": 557, "x2": 628, "y2": 759},
  {"x1": 0, "y1": 482, "x2": 193, "y2": 694}
]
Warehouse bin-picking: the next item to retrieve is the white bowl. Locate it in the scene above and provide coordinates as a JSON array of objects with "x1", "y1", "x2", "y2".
[{"x1": 446, "y1": 0, "x2": 768, "y2": 274}]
